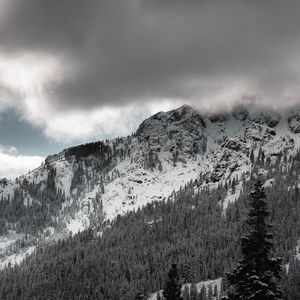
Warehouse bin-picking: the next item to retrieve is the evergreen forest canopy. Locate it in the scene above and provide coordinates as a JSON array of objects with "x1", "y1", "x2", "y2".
[{"x1": 0, "y1": 150, "x2": 299, "y2": 299}]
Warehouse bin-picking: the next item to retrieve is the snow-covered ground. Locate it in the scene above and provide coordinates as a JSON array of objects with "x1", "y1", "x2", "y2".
[
  {"x1": 0, "y1": 246, "x2": 35, "y2": 269},
  {"x1": 102, "y1": 156, "x2": 201, "y2": 221},
  {"x1": 221, "y1": 174, "x2": 245, "y2": 215},
  {"x1": 0, "y1": 231, "x2": 36, "y2": 269},
  {"x1": 148, "y1": 277, "x2": 222, "y2": 300}
]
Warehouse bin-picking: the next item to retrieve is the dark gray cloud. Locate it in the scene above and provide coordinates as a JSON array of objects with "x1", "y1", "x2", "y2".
[{"x1": 1, "y1": 0, "x2": 300, "y2": 109}]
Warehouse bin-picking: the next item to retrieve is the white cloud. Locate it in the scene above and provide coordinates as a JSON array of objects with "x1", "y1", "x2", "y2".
[
  {"x1": 0, "y1": 51, "x2": 64, "y2": 120},
  {"x1": 0, "y1": 51, "x2": 254, "y2": 143},
  {"x1": 0, "y1": 52, "x2": 63, "y2": 97},
  {"x1": 42, "y1": 99, "x2": 183, "y2": 142},
  {"x1": 0, "y1": 51, "x2": 179, "y2": 143},
  {"x1": 1, "y1": 50, "x2": 300, "y2": 145},
  {"x1": 0, "y1": 145, "x2": 44, "y2": 179}
]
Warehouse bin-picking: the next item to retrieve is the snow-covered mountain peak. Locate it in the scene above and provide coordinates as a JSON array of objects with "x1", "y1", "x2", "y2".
[
  {"x1": 136, "y1": 105, "x2": 206, "y2": 142},
  {"x1": 134, "y1": 105, "x2": 207, "y2": 164}
]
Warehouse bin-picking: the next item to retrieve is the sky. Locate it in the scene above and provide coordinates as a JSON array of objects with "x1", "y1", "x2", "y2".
[{"x1": 1, "y1": 0, "x2": 300, "y2": 178}]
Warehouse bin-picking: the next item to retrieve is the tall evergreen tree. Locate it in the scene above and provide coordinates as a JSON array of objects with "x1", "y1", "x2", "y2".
[
  {"x1": 157, "y1": 292, "x2": 162, "y2": 300},
  {"x1": 226, "y1": 179, "x2": 283, "y2": 300},
  {"x1": 182, "y1": 285, "x2": 190, "y2": 300},
  {"x1": 199, "y1": 285, "x2": 207, "y2": 300},
  {"x1": 190, "y1": 283, "x2": 198, "y2": 300},
  {"x1": 163, "y1": 264, "x2": 183, "y2": 300},
  {"x1": 207, "y1": 285, "x2": 213, "y2": 300}
]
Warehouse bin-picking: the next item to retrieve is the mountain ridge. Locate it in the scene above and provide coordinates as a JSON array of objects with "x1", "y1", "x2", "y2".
[{"x1": 0, "y1": 103, "x2": 299, "y2": 268}]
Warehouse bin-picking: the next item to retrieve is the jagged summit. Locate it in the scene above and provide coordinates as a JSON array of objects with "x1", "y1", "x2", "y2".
[
  {"x1": 172, "y1": 103, "x2": 201, "y2": 116},
  {"x1": 135, "y1": 104, "x2": 207, "y2": 158},
  {"x1": 136, "y1": 104, "x2": 204, "y2": 136},
  {"x1": 38, "y1": 104, "x2": 299, "y2": 168}
]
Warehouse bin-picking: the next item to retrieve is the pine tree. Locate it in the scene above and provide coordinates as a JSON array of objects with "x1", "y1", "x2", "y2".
[
  {"x1": 231, "y1": 178, "x2": 236, "y2": 195},
  {"x1": 226, "y1": 179, "x2": 283, "y2": 300},
  {"x1": 250, "y1": 149, "x2": 255, "y2": 164},
  {"x1": 163, "y1": 264, "x2": 183, "y2": 300},
  {"x1": 207, "y1": 285, "x2": 213, "y2": 300},
  {"x1": 190, "y1": 283, "x2": 198, "y2": 300},
  {"x1": 213, "y1": 285, "x2": 218, "y2": 299},
  {"x1": 157, "y1": 292, "x2": 162, "y2": 300},
  {"x1": 199, "y1": 285, "x2": 207, "y2": 300},
  {"x1": 182, "y1": 285, "x2": 190, "y2": 300}
]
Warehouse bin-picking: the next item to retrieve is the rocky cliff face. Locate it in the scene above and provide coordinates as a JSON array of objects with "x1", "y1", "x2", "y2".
[
  {"x1": 136, "y1": 104, "x2": 207, "y2": 157},
  {"x1": 0, "y1": 104, "x2": 299, "y2": 267}
]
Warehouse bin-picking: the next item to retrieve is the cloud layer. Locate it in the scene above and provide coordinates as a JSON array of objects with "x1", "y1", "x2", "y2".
[
  {"x1": 1, "y1": 0, "x2": 300, "y2": 142},
  {"x1": 0, "y1": 145, "x2": 44, "y2": 179}
]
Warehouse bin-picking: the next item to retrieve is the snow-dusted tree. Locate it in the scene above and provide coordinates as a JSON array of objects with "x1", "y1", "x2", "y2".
[
  {"x1": 213, "y1": 285, "x2": 218, "y2": 298},
  {"x1": 207, "y1": 285, "x2": 213, "y2": 300},
  {"x1": 157, "y1": 292, "x2": 162, "y2": 300},
  {"x1": 182, "y1": 285, "x2": 190, "y2": 300},
  {"x1": 163, "y1": 264, "x2": 183, "y2": 300},
  {"x1": 226, "y1": 179, "x2": 283, "y2": 300},
  {"x1": 190, "y1": 283, "x2": 198, "y2": 300},
  {"x1": 199, "y1": 285, "x2": 206, "y2": 300}
]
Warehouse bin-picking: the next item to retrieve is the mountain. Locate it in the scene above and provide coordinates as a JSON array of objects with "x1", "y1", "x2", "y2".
[
  {"x1": 0, "y1": 104, "x2": 299, "y2": 299},
  {"x1": 0, "y1": 104, "x2": 299, "y2": 267}
]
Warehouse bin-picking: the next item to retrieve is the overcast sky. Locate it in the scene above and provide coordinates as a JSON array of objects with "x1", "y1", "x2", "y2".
[{"x1": 1, "y1": 0, "x2": 300, "y2": 178}]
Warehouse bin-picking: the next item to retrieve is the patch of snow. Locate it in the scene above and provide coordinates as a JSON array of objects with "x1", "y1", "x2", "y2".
[
  {"x1": 148, "y1": 277, "x2": 222, "y2": 300},
  {"x1": 263, "y1": 178, "x2": 275, "y2": 189},
  {"x1": 101, "y1": 156, "x2": 200, "y2": 221},
  {"x1": 52, "y1": 158, "x2": 74, "y2": 196},
  {"x1": 221, "y1": 178, "x2": 244, "y2": 214},
  {"x1": 146, "y1": 217, "x2": 162, "y2": 226},
  {"x1": 0, "y1": 246, "x2": 35, "y2": 269},
  {"x1": 65, "y1": 214, "x2": 89, "y2": 235},
  {"x1": 285, "y1": 263, "x2": 290, "y2": 273},
  {"x1": 296, "y1": 239, "x2": 300, "y2": 260}
]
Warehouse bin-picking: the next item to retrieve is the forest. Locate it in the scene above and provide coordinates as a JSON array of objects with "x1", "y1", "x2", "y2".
[{"x1": 0, "y1": 150, "x2": 298, "y2": 299}]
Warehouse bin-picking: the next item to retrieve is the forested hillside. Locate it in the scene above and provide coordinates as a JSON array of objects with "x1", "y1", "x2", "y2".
[
  {"x1": 1, "y1": 105, "x2": 299, "y2": 268},
  {"x1": 0, "y1": 150, "x2": 299, "y2": 299}
]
